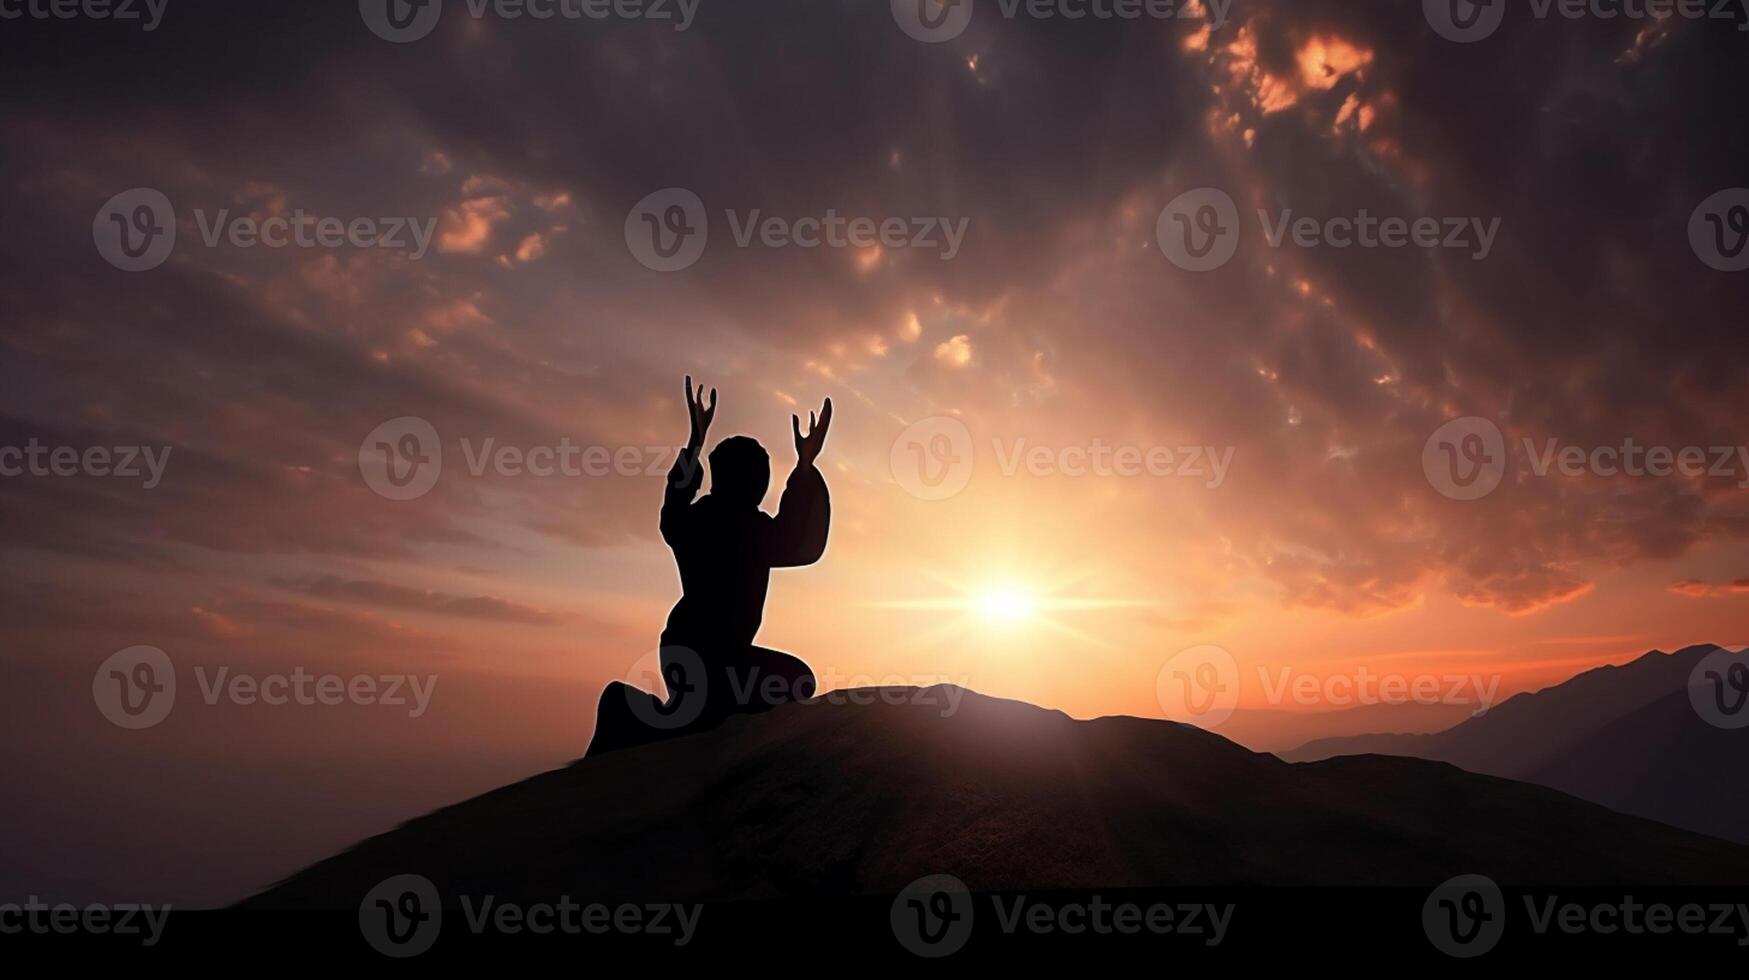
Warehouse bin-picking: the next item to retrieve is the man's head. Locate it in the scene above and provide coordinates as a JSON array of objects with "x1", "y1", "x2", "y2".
[{"x1": 707, "y1": 436, "x2": 770, "y2": 507}]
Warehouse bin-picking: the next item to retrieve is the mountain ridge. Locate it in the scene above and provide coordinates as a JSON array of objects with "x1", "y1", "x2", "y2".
[
  {"x1": 245, "y1": 682, "x2": 1749, "y2": 908},
  {"x1": 1284, "y1": 644, "x2": 1748, "y2": 844}
]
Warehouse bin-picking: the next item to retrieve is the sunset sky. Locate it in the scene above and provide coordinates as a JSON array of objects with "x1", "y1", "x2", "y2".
[{"x1": 3, "y1": 0, "x2": 1747, "y2": 906}]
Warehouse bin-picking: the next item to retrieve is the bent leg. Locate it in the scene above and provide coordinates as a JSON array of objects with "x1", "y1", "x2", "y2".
[
  {"x1": 746, "y1": 646, "x2": 816, "y2": 708},
  {"x1": 586, "y1": 681, "x2": 668, "y2": 757}
]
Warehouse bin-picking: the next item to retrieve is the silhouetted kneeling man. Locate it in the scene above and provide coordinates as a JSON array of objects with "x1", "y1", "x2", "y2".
[{"x1": 588, "y1": 377, "x2": 832, "y2": 756}]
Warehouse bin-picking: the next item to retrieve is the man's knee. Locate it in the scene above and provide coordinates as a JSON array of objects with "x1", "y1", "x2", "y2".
[
  {"x1": 740, "y1": 649, "x2": 814, "y2": 706},
  {"x1": 768, "y1": 652, "x2": 816, "y2": 702}
]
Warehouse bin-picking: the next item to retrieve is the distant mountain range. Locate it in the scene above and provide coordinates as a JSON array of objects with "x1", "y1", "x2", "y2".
[
  {"x1": 249, "y1": 682, "x2": 1749, "y2": 907},
  {"x1": 1213, "y1": 699, "x2": 1475, "y2": 754},
  {"x1": 1286, "y1": 644, "x2": 1749, "y2": 845}
]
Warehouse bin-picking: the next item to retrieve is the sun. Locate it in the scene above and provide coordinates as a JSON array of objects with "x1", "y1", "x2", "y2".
[
  {"x1": 869, "y1": 565, "x2": 1152, "y2": 648},
  {"x1": 973, "y1": 586, "x2": 1039, "y2": 626}
]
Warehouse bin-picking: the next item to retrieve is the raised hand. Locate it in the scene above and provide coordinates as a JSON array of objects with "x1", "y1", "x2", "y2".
[
  {"x1": 792, "y1": 397, "x2": 833, "y2": 468},
  {"x1": 684, "y1": 375, "x2": 717, "y2": 450}
]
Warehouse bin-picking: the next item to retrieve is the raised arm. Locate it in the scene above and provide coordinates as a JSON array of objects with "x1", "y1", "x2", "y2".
[
  {"x1": 767, "y1": 398, "x2": 832, "y2": 567},
  {"x1": 660, "y1": 376, "x2": 715, "y2": 545}
]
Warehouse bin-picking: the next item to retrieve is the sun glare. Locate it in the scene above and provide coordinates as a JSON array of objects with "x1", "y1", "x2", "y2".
[
  {"x1": 869, "y1": 564, "x2": 1153, "y2": 648},
  {"x1": 974, "y1": 586, "x2": 1038, "y2": 626}
]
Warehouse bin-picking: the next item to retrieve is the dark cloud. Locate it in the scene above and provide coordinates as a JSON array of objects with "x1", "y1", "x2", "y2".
[{"x1": 1, "y1": 0, "x2": 1746, "y2": 618}]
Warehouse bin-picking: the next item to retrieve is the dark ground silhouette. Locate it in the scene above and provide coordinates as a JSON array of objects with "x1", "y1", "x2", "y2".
[
  {"x1": 249, "y1": 684, "x2": 1749, "y2": 910},
  {"x1": 589, "y1": 378, "x2": 833, "y2": 755},
  {"x1": 1286, "y1": 644, "x2": 1749, "y2": 845}
]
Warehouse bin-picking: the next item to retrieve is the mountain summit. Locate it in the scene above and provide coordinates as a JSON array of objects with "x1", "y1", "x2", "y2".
[{"x1": 248, "y1": 684, "x2": 1749, "y2": 907}]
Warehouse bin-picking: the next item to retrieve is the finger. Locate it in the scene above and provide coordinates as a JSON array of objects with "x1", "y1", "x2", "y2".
[
  {"x1": 708, "y1": 388, "x2": 717, "y2": 411},
  {"x1": 792, "y1": 414, "x2": 802, "y2": 440},
  {"x1": 809, "y1": 411, "x2": 817, "y2": 432},
  {"x1": 819, "y1": 398, "x2": 833, "y2": 429},
  {"x1": 684, "y1": 376, "x2": 693, "y2": 404}
]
